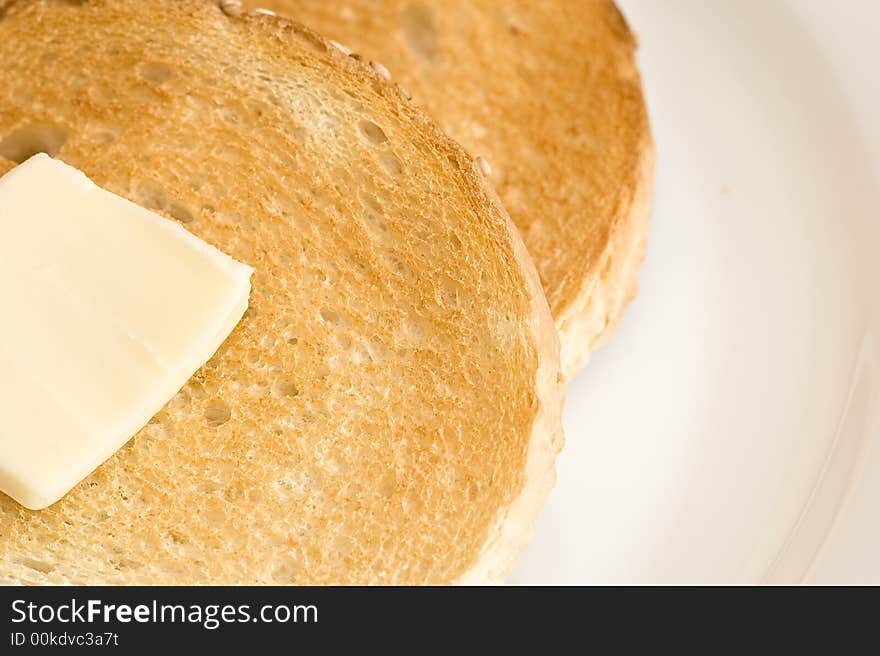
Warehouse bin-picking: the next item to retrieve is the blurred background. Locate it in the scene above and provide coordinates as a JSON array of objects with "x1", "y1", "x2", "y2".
[{"x1": 512, "y1": 0, "x2": 880, "y2": 584}]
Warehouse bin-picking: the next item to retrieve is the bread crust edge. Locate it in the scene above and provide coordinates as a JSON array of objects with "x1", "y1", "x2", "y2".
[
  {"x1": 454, "y1": 162, "x2": 565, "y2": 585},
  {"x1": 558, "y1": 128, "x2": 655, "y2": 379}
]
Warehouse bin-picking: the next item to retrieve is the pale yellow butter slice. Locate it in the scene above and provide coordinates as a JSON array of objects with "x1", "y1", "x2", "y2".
[{"x1": 0, "y1": 154, "x2": 252, "y2": 510}]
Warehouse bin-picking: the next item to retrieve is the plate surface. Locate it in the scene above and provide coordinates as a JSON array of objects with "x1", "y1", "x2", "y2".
[{"x1": 510, "y1": 0, "x2": 880, "y2": 584}]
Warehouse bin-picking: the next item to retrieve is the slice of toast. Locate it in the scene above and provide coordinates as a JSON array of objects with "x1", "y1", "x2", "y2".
[
  {"x1": 0, "y1": 0, "x2": 563, "y2": 585},
  {"x1": 248, "y1": 0, "x2": 654, "y2": 377}
]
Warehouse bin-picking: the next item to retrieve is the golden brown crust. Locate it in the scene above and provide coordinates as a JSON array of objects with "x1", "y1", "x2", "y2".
[
  {"x1": 248, "y1": 0, "x2": 654, "y2": 378},
  {"x1": 557, "y1": 132, "x2": 655, "y2": 375},
  {"x1": 0, "y1": 0, "x2": 563, "y2": 584}
]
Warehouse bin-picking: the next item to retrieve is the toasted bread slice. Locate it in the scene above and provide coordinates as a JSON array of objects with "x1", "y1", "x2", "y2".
[
  {"x1": 248, "y1": 0, "x2": 654, "y2": 377},
  {"x1": 0, "y1": 0, "x2": 563, "y2": 585}
]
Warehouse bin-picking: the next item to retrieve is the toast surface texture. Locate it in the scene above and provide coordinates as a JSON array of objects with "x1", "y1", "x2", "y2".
[
  {"x1": 0, "y1": 0, "x2": 563, "y2": 585},
  {"x1": 250, "y1": 0, "x2": 654, "y2": 377}
]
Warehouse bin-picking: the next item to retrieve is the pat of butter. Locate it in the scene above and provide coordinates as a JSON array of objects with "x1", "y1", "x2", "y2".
[{"x1": 0, "y1": 154, "x2": 253, "y2": 510}]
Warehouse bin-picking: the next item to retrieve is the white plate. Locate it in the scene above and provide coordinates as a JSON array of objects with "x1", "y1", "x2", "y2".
[{"x1": 510, "y1": 0, "x2": 880, "y2": 584}]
